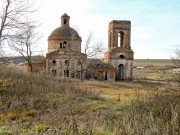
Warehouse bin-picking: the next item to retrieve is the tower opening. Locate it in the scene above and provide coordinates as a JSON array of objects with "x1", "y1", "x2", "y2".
[
  {"x1": 118, "y1": 31, "x2": 124, "y2": 48},
  {"x1": 64, "y1": 19, "x2": 66, "y2": 24}
]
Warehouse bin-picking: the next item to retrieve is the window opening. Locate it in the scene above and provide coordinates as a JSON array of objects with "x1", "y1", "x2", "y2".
[
  {"x1": 64, "y1": 70, "x2": 69, "y2": 77},
  {"x1": 119, "y1": 55, "x2": 125, "y2": 59},
  {"x1": 105, "y1": 71, "x2": 107, "y2": 80},
  {"x1": 63, "y1": 41, "x2": 67, "y2": 48},
  {"x1": 65, "y1": 60, "x2": 69, "y2": 65},
  {"x1": 60, "y1": 43, "x2": 62, "y2": 48},
  {"x1": 118, "y1": 31, "x2": 124, "y2": 48},
  {"x1": 64, "y1": 19, "x2": 66, "y2": 24},
  {"x1": 52, "y1": 60, "x2": 56, "y2": 64}
]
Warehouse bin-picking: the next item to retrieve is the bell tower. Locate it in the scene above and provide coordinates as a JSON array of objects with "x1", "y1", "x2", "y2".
[
  {"x1": 61, "y1": 13, "x2": 70, "y2": 27},
  {"x1": 104, "y1": 20, "x2": 134, "y2": 80}
]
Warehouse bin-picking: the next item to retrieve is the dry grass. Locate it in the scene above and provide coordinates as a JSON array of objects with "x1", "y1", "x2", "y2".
[{"x1": 0, "y1": 66, "x2": 179, "y2": 134}]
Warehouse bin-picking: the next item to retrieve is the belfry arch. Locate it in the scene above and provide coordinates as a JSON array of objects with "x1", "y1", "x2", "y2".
[{"x1": 118, "y1": 31, "x2": 125, "y2": 48}]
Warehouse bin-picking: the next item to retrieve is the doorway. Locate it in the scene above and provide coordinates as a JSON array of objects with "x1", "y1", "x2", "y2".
[{"x1": 117, "y1": 64, "x2": 124, "y2": 80}]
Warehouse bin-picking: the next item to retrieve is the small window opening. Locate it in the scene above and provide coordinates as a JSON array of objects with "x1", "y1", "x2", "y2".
[
  {"x1": 105, "y1": 71, "x2": 107, "y2": 80},
  {"x1": 64, "y1": 70, "x2": 69, "y2": 77},
  {"x1": 60, "y1": 43, "x2": 62, "y2": 48},
  {"x1": 63, "y1": 41, "x2": 67, "y2": 48},
  {"x1": 65, "y1": 60, "x2": 69, "y2": 65},
  {"x1": 64, "y1": 19, "x2": 66, "y2": 24},
  {"x1": 119, "y1": 55, "x2": 125, "y2": 59},
  {"x1": 52, "y1": 60, "x2": 56, "y2": 64}
]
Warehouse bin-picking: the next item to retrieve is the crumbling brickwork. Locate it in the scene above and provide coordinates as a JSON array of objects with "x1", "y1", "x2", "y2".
[
  {"x1": 104, "y1": 20, "x2": 134, "y2": 80},
  {"x1": 46, "y1": 13, "x2": 86, "y2": 79},
  {"x1": 45, "y1": 13, "x2": 134, "y2": 81}
]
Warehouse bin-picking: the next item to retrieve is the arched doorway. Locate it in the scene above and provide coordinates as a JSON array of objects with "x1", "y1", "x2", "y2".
[{"x1": 118, "y1": 64, "x2": 124, "y2": 80}]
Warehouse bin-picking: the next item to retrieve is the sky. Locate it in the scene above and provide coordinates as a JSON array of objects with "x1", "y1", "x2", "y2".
[{"x1": 34, "y1": 0, "x2": 180, "y2": 59}]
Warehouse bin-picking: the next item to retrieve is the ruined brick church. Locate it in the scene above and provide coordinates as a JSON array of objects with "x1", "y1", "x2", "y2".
[{"x1": 46, "y1": 13, "x2": 134, "y2": 81}]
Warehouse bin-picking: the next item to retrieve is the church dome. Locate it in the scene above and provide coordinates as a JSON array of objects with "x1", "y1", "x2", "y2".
[
  {"x1": 48, "y1": 26, "x2": 81, "y2": 41},
  {"x1": 48, "y1": 13, "x2": 81, "y2": 41}
]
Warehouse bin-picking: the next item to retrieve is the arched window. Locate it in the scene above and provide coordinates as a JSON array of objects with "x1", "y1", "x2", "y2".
[
  {"x1": 118, "y1": 31, "x2": 124, "y2": 48},
  {"x1": 64, "y1": 19, "x2": 66, "y2": 24},
  {"x1": 63, "y1": 41, "x2": 67, "y2": 48},
  {"x1": 119, "y1": 55, "x2": 125, "y2": 59},
  {"x1": 64, "y1": 70, "x2": 69, "y2": 77},
  {"x1": 65, "y1": 60, "x2": 69, "y2": 65},
  {"x1": 52, "y1": 60, "x2": 56, "y2": 64}
]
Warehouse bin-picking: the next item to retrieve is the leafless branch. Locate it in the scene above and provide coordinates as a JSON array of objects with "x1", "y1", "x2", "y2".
[
  {"x1": 8, "y1": 23, "x2": 40, "y2": 72},
  {"x1": 0, "y1": 0, "x2": 36, "y2": 56}
]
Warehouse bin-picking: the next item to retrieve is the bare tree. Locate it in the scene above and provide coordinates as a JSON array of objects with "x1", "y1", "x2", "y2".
[
  {"x1": 0, "y1": 0, "x2": 34, "y2": 55},
  {"x1": 9, "y1": 23, "x2": 40, "y2": 72},
  {"x1": 62, "y1": 27, "x2": 105, "y2": 81},
  {"x1": 78, "y1": 31, "x2": 105, "y2": 81}
]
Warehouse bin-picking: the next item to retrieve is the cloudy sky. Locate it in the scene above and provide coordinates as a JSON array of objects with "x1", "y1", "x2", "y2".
[{"x1": 36, "y1": 0, "x2": 180, "y2": 59}]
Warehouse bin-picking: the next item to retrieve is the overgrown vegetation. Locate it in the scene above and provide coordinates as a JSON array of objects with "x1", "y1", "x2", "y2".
[{"x1": 0, "y1": 62, "x2": 179, "y2": 134}]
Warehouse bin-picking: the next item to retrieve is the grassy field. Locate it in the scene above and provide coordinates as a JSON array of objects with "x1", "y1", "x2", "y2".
[
  {"x1": 134, "y1": 59, "x2": 173, "y2": 66},
  {"x1": 133, "y1": 59, "x2": 174, "y2": 81},
  {"x1": 0, "y1": 62, "x2": 179, "y2": 134}
]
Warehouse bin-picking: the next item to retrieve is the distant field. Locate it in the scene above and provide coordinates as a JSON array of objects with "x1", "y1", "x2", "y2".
[{"x1": 134, "y1": 59, "x2": 173, "y2": 66}]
